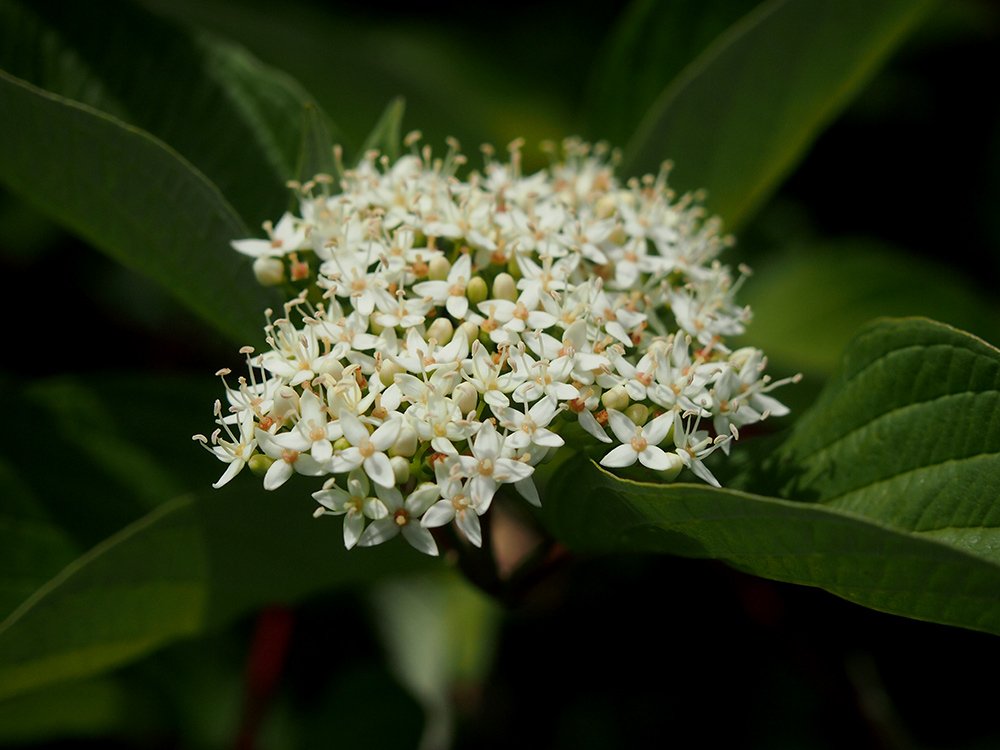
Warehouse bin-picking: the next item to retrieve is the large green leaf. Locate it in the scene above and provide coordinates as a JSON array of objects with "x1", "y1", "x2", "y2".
[
  {"x1": 0, "y1": 0, "x2": 335, "y2": 227},
  {"x1": 0, "y1": 459, "x2": 80, "y2": 618},
  {"x1": 622, "y1": 0, "x2": 935, "y2": 228},
  {"x1": 767, "y1": 319, "x2": 1000, "y2": 554},
  {"x1": 0, "y1": 70, "x2": 273, "y2": 343},
  {"x1": 540, "y1": 318, "x2": 1000, "y2": 635},
  {"x1": 0, "y1": 477, "x2": 436, "y2": 702},
  {"x1": 586, "y1": 0, "x2": 758, "y2": 147}
]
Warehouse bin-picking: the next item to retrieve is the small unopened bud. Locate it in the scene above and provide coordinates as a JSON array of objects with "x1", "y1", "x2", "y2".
[
  {"x1": 253, "y1": 257, "x2": 285, "y2": 286},
  {"x1": 333, "y1": 437, "x2": 351, "y2": 452},
  {"x1": 657, "y1": 452, "x2": 684, "y2": 482},
  {"x1": 428, "y1": 255, "x2": 451, "y2": 281},
  {"x1": 624, "y1": 403, "x2": 649, "y2": 426},
  {"x1": 389, "y1": 424, "x2": 418, "y2": 458},
  {"x1": 601, "y1": 385, "x2": 629, "y2": 411},
  {"x1": 466, "y1": 276, "x2": 488, "y2": 305},
  {"x1": 458, "y1": 320, "x2": 480, "y2": 345},
  {"x1": 379, "y1": 359, "x2": 404, "y2": 388},
  {"x1": 452, "y1": 382, "x2": 478, "y2": 415},
  {"x1": 248, "y1": 453, "x2": 274, "y2": 477},
  {"x1": 506, "y1": 257, "x2": 523, "y2": 280},
  {"x1": 390, "y1": 455, "x2": 410, "y2": 485},
  {"x1": 427, "y1": 317, "x2": 454, "y2": 345},
  {"x1": 269, "y1": 386, "x2": 300, "y2": 421},
  {"x1": 492, "y1": 272, "x2": 517, "y2": 302},
  {"x1": 595, "y1": 193, "x2": 617, "y2": 219}
]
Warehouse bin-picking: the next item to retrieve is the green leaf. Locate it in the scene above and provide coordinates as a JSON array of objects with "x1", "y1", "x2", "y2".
[
  {"x1": 768, "y1": 318, "x2": 1000, "y2": 559},
  {"x1": 0, "y1": 476, "x2": 436, "y2": 702},
  {"x1": 0, "y1": 676, "x2": 159, "y2": 743},
  {"x1": 738, "y1": 240, "x2": 1000, "y2": 374},
  {"x1": 622, "y1": 0, "x2": 935, "y2": 228},
  {"x1": 586, "y1": 0, "x2": 758, "y2": 147},
  {"x1": 0, "y1": 70, "x2": 274, "y2": 343},
  {"x1": 360, "y1": 97, "x2": 406, "y2": 162},
  {"x1": 0, "y1": 0, "x2": 336, "y2": 226},
  {"x1": 540, "y1": 318, "x2": 1000, "y2": 635},
  {"x1": 296, "y1": 101, "x2": 337, "y2": 183},
  {"x1": 0, "y1": 459, "x2": 80, "y2": 618}
]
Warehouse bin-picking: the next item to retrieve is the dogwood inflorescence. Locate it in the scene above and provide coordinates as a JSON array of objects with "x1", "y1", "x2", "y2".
[{"x1": 194, "y1": 136, "x2": 798, "y2": 556}]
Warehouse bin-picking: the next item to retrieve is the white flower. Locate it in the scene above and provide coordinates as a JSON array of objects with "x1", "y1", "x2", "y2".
[
  {"x1": 193, "y1": 404, "x2": 257, "y2": 488},
  {"x1": 599, "y1": 409, "x2": 677, "y2": 471},
  {"x1": 357, "y1": 483, "x2": 441, "y2": 555},
  {"x1": 312, "y1": 469, "x2": 388, "y2": 549},
  {"x1": 329, "y1": 410, "x2": 401, "y2": 487},
  {"x1": 231, "y1": 211, "x2": 306, "y2": 259},
  {"x1": 201, "y1": 137, "x2": 797, "y2": 553},
  {"x1": 255, "y1": 426, "x2": 328, "y2": 490},
  {"x1": 421, "y1": 462, "x2": 483, "y2": 547},
  {"x1": 494, "y1": 396, "x2": 564, "y2": 451},
  {"x1": 456, "y1": 420, "x2": 534, "y2": 511},
  {"x1": 413, "y1": 253, "x2": 474, "y2": 319}
]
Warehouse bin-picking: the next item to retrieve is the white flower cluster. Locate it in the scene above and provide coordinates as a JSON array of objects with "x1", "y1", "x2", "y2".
[{"x1": 195, "y1": 137, "x2": 797, "y2": 556}]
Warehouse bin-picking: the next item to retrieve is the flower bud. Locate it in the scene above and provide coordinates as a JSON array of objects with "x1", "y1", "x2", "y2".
[
  {"x1": 624, "y1": 403, "x2": 649, "y2": 426},
  {"x1": 248, "y1": 453, "x2": 275, "y2": 477},
  {"x1": 492, "y1": 272, "x2": 517, "y2": 302},
  {"x1": 252, "y1": 257, "x2": 285, "y2": 286},
  {"x1": 333, "y1": 437, "x2": 351, "y2": 452},
  {"x1": 656, "y1": 452, "x2": 684, "y2": 481},
  {"x1": 466, "y1": 276, "x2": 488, "y2": 305},
  {"x1": 505, "y1": 257, "x2": 523, "y2": 280},
  {"x1": 269, "y1": 386, "x2": 300, "y2": 421},
  {"x1": 427, "y1": 317, "x2": 454, "y2": 345},
  {"x1": 428, "y1": 255, "x2": 451, "y2": 281},
  {"x1": 379, "y1": 358, "x2": 404, "y2": 388},
  {"x1": 390, "y1": 455, "x2": 410, "y2": 485},
  {"x1": 656, "y1": 453, "x2": 684, "y2": 482},
  {"x1": 458, "y1": 320, "x2": 479, "y2": 345},
  {"x1": 389, "y1": 424, "x2": 418, "y2": 458},
  {"x1": 452, "y1": 381, "x2": 478, "y2": 416},
  {"x1": 601, "y1": 385, "x2": 629, "y2": 411},
  {"x1": 595, "y1": 193, "x2": 617, "y2": 219}
]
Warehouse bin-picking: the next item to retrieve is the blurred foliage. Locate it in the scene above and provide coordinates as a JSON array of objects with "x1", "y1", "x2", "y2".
[{"x1": 1, "y1": 0, "x2": 999, "y2": 747}]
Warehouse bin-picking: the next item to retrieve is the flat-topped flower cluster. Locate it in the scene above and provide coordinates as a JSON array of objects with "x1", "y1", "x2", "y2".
[{"x1": 195, "y1": 137, "x2": 796, "y2": 556}]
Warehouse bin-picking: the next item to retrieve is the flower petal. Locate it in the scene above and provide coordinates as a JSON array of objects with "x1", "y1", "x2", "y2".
[
  {"x1": 364, "y1": 452, "x2": 395, "y2": 488},
  {"x1": 600, "y1": 443, "x2": 637, "y2": 468},
  {"x1": 402, "y1": 524, "x2": 439, "y2": 556}
]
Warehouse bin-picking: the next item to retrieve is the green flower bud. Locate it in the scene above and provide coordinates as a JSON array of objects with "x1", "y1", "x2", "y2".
[
  {"x1": 458, "y1": 320, "x2": 480, "y2": 345},
  {"x1": 466, "y1": 276, "x2": 488, "y2": 305},
  {"x1": 269, "y1": 386, "x2": 300, "y2": 421},
  {"x1": 595, "y1": 193, "x2": 617, "y2": 219},
  {"x1": 452, "y1": 382, "x2": 478, "y2": 416},
  {"x1": 505, "y1": 257, "x2": 522, "y2": 280},
  {"x1": 657, "y1": 452, "x2": 684, "y2": 481},
  {"x1": 601, "y1": 385, "x2": 629, "y2": 411},
  {"x1": 492, "y1": 272, "x2": 517, "y2": 302},
  {"x1": 427, "y1": 317, "x2": 454, "y2": 345},
  {"x1": 390, "y1": 455, "x2": 410, "y2": 485},
  {"x1": 252, "y1": 257, "x2": 285, "y2": 286},
  {"x1": 379, "y1": 359, "x2": 404, "y2": 388},
  {"x1": 248, "y1": 453, "x2": 275, "y2": 477},
  {"x1": 428, "y1": 255, "x2": 451, "y2": 281},
  {"x1": 333, "y1": 437, "x2": 351, "y2": 452},
  {"x1": 624, "y1": 403, "x2": 649, "y2": 426},
  {"x1": 389, "y1": 424, "x2": 418, "y2": 458}
]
